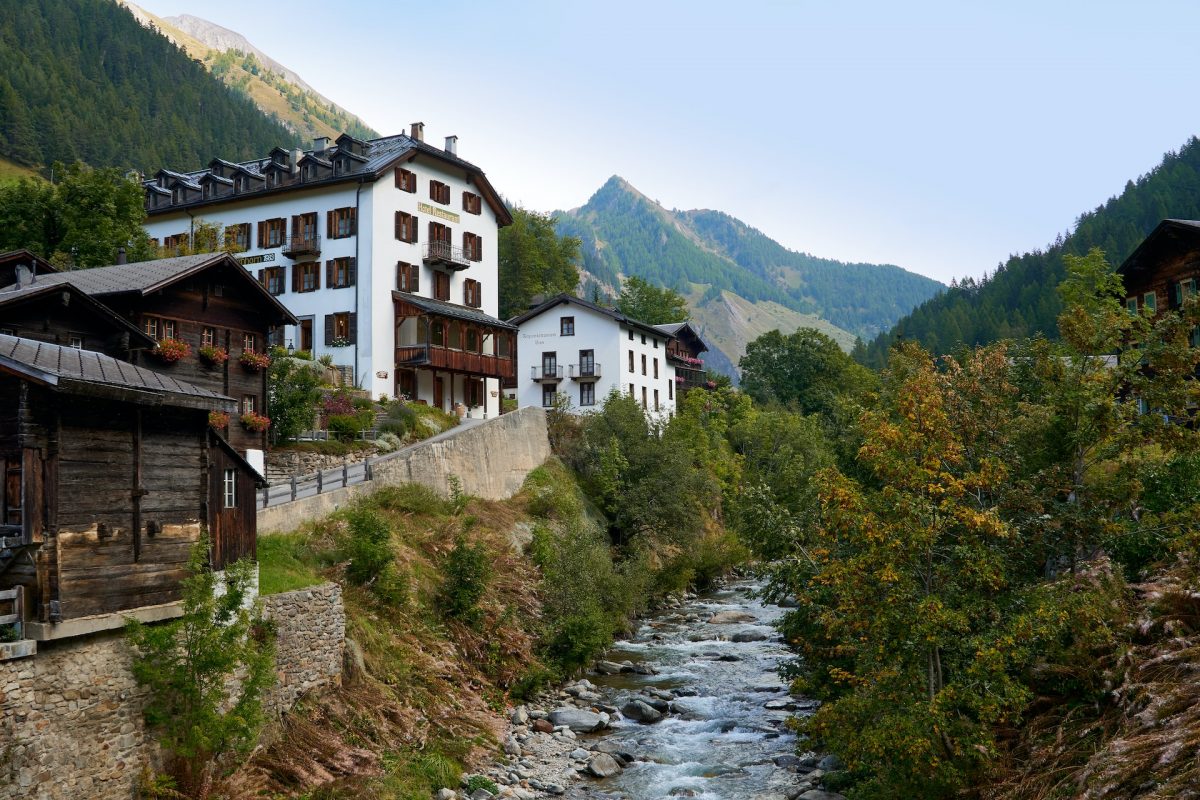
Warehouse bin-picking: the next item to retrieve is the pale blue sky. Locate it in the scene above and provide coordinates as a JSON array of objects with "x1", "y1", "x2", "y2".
[{"x1": 138, "y1": 0, "x2": 1200, "y2": 283}]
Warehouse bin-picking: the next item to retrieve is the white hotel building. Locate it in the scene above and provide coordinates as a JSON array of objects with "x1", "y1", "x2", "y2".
[
  {"x1": 142, "y1": 125, "x2": 515, "y2": 418},
  {"x1": 508, "y1": 294, "x2": 688, "y2": 419}
]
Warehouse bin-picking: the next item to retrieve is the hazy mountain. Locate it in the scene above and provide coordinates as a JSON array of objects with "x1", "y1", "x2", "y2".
[
  {"x1": 120, "y1": 2, "x2": 377, "y2": 142},
  {"x1": 556, "y1": 176, "x2": 942, "y2": 373}
]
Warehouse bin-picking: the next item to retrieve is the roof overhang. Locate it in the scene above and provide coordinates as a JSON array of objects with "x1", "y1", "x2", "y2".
[{"x1": 1118, "y1": 219, "x2": 1200, "y2": 277}]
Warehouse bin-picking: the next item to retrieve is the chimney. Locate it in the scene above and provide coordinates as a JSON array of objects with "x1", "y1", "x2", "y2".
[
  {"x1": 14, "y1": 264, "x2": 30, "y2": 289},
  {"x1": 291, "y1": 147, "x2": 303, "y2": 175},
  {"x1": 313, "y1": 136, "x2": 330, "y2": 152},
  {"x1": 116, "y1": 246, "x2": 127, "y2": 265},
  {"x1": 410, "y1": 121, "x2": 425, "y2": 142},
  {"x1": 444, "y1": 135, "x2": 458, "y2": 156}
]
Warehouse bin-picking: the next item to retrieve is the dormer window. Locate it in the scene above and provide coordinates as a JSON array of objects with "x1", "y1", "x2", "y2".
[
  {"x1": 172, "y1": 187, "x2": 184, "y2": 204},
  {"x1": 203, "y1": 183, "x2": 213, "y2": 199}
]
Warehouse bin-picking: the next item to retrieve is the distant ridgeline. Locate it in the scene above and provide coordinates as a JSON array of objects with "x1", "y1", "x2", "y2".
[
  {"x1": 555, "y1": 176, "x2": 942, "y2": 371},
  {"x1": 864, "y1": 136, "x2": 1200, "y2": 368},
  {"x1": 0, "y1": 0, "x2": 294, "y2": 172}
]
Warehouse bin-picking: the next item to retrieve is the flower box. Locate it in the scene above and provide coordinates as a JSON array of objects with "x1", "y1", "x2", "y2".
[
  {"x1": 153, "y1": 338, "x2": 191, "y2": 363},
  {"x1": 208, "y1": 410, "x2": 230, "y2": 430},
  {"x1": 239, "y1": 412, "x2": 271, "y2": 432},
  {"x1": 239, "y1": 350, "x2": 271, "y2": 371},
  {"x1": 198, "y1": 345, "x2": 229, "y2": 366}
]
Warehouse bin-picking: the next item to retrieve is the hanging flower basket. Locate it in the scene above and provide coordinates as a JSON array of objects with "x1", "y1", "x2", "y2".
[
  {"x1": 240, "y1": 412, "x2": 271, "y2": 432},
  {"x1": 208, "y1": 410, "x2": 230, "y2": 430},
  {"x1": 198, "y1": 345, "x2": 229, "y2": 367},
  {"x1": 239, "y1": 350, "x2": 271, "y2": 371},
  {"x1": 153, "y1": 337, "x2": 191, "y2": 363}
]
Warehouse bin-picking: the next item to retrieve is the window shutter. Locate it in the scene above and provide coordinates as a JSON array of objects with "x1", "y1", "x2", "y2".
[
  {"x1": 291, "y1": 215, "x2": 299, "y2": 236},
  {"x1": 412, "y1": 264, "x2": 419, "y2": 292},
  {"x1": 477, "y1": 235, "x2": 483, "y2": 261},
  {"x1": 326, "y1": 260, "x2": 334, "y2": 287},
  {"x1": 257, "y1": 268, "x2": 265, "y2": 285},
  {"x1": 349, "y1": 208, "x2": 356, "y2": 235},
  {"x1": 291, "y1": 265, "x2": 300, "y2": 293},
  {"x1": 327, "y1": 210, "x2": 334, "y2": 236},
  {"x1": 325, "y1": 314, "x2": 334, "y2": 346},
  {"x1": 395, "y1": 168, "x2": 401, "y2": 188},
  {"x1": 257, "y1": 221, "x2": 265, "y2": 248},
  {"x1": 395, "y1": 211, "x2": 401, "y2": 240},
  {"x1": 348, "y1": 312, "x2": 357, "y2": 344},
  {"x1": 347, "y1": 258, "x2": 357, "y2": 287},
  {"x1": 412, "y1": 217, "x2": 418, "y2": 243},
  {"x1": 314, "y1": 263, "x2": 321, "y2": 290}
]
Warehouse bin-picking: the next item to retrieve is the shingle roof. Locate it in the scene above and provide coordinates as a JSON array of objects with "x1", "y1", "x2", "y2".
[
  {"x1": 508, "y1": 293, "x2": 667, "y2": 339},
  {"x1": 0, "y1": 334, "x2": 234, "y2": 410},
  {"x1": 392, "y1": 292, "x2": 517, "y2": 330},
  {"x1": 1119, "y1": 219, "x2": 1200, "y2": 275}
]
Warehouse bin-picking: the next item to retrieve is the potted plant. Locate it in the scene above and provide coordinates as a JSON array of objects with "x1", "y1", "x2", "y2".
[
  {"x1": 198, "y1": 345, "x2": 229, "y2": 367},
  {"x1": 208, "y1": 410, "x2": 230, "y2": 430},
  {"x1": 153, "y1": 337, "x2": 191, "y2": 363},
  {"x1": 239, "y1": 411, "x2": 271, "y2": 432},
  {"x1": 239, "y1": 350, "x2": 271, "y2": 371}
]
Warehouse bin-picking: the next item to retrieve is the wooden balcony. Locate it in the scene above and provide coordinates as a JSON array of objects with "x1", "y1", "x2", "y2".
[
  {"x1": 532, "y1": 365, "x2": 564, "y2": 383},
  {"x1": 424, "y1": 241, "x2": 470, "y2": 271},
  {"x1": 396, "y1": 344, "x2": 514, "y2": 380},
  {"x1": 568, "y1": 363, "x2": 602, "y2": 382},
  {"x1": 282, "y1": 233, "x2": 321, "y2": 258}
]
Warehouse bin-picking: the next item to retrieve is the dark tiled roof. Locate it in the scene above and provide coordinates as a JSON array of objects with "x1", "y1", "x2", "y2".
[
  {"x1": 0, "y1": 334, "x2": 233, "y2": 410},
  {"x1": 508, "y1": 293, "x2": 667, "y2": 339},
  {"x1": 1119, "y1": 219, "x2": 1200, "y2": 275},
  {"x1": 392, "y1": 292, "x2": 517, "y2": 330},
  {"x1": 653, "y1": 323, "x2": 686, "y2": 336}
]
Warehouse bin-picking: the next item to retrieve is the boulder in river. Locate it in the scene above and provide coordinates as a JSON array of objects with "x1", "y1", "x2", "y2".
[
  {"x1": 532, "y1": 718, "x2": 554, "y2": 733},
  {"x1": 510, "y1": 706, "x2": 529, "y2": 725},
  {"x1": 621, "y1": 699, "x2": 664, "y2": 723},
  {"x1": 594, "y1": 660, "x2": 623, "y2": 674},
  {"x1": 587, "y1": 753, "x2": 623, "y2": 778},
  {"x1": 708, "y1": 610, "x2": 757, "y2": 624},
  {"x1": 732, "y1": 629, "x2": 770, "y2": 642},
  {"x1": 797, "y1": 792, "x2": 847, "y2": 800},
  {"x1": 548, "y1": 708, "x2": 605, "y2": 732}
]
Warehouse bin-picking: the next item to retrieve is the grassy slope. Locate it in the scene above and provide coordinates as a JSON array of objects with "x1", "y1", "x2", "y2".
[{"x1": 0, "y1": 156, "x2": 40, "y2": 182}]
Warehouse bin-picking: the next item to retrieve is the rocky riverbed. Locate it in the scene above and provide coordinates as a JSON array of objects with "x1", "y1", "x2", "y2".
[{"x1": 440, "y1": 580, "x2": 845, "y2": 800}]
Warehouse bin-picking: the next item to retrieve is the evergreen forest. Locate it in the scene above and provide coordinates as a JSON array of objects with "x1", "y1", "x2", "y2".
[{"x1": 0, "y1": 0, "x2": 296, "y2": 173}]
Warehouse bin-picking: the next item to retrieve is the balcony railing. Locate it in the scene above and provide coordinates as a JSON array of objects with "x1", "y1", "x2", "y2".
[
  {"x1": 532, "y1": 365, "x2": 564, "y2": 382},
  {"x1": 424, "y1": 241, "x2": 471, "y2": 270},
  {"x1": 395, "y1": 344, "x2": 514, "y2": 380},
  {"x1": 569, "y1": 363, "x2": 602, "y2": 381},
  {"x1": 282, "y1": 233, "x2": 321, "y2": 258}
]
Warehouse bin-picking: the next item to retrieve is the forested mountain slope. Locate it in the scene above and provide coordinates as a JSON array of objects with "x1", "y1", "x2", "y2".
[
  {"x1": 555, "y1": 176, "x2": 941, "y2": 370},
  {"x1": 0, "y1": 0, "x2": 295, "y2": 172},
  {"x1": 864, "y1": 136, "x2": 1200, "y2": 367}
]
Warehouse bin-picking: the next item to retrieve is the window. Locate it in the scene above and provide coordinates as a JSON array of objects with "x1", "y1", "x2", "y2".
[
  {"x1": 328, "y1": 207, "x2": 356, "y2": 239},
  {"x1": 560, "y1": 316, "x2": 575, "y2": 336},
  {"x1": 395, "y1": 211, "x2": 418, "y2": 243},
  {"x1": 466, "y1": 328, "x2": 480, "y2": 352},
  {"x1": 326, "y1": 312, "x2": 354, "y2": 345},
  {"x1": 434, "y1": 271, "x2": 450, "y2": 302},
  {"x1": 243, "y1": 333, "x2": 257, "y2": 353},
  {"x1": 143, "y1": 316, "x2": 159, "y2": 340},
  {"x1": 668, "y1": 380, "x2": 673, "y2": 400},
  {"x1": 580, "y1": 382, "x2": 595, "y2": 406},
  {"x1": 463, "y1": 278, "x2": 481, "y2": 308},
  {"x1": 463, "y1": 231, "x2": 483, "y2": 261},
  {"x1": 1126, "y1": 297, "x2": 1138, "y2": 315},
  {"x1": 629, "y1": 383, "x2": 635, "y2": 397},
  {"x1": 293, "y1": 262, "x2": 320, "y2": 292},
  {"x1": 397, "y1": 262, "x2": 419, "y2": 292},
  {"x1": 542, "y1": 352, "x2": 558, "y2": 378},
  {"x1": 641, "y1": 334, "x2": 646, "y2": 345},
  {"x1": 449, "y1": 322, "x2": 461, "y2": 349},
  {"x1": 542, "y1": 386, "x2": 556, "y2": 408},
  {"x1": 258, "y1": 218, "x2": 286, "y2": 248},
  {"x1": 496, "y1": 332, "x2": 511, "y2": 359},
  {"x1": 162, "y1": 320, "x2": 177, "y2": 340},
  {"x1": 641, "y1": 354, "x2": 647, "y2": 375},
  {"x1": 1144, "y1": 291, "x2": 1157, "y2": 314},
  {"x1": 223, "y1": 469, "x2": 237, "y2": 509},
  {"x1": 653, "y1": 338, "x2": 658, "y2": 349},
  {"x1": 628, "y1": 350, "x2": 634, "y2": 372},
  {"x1": 395, "y1": 167, "x2": 416, "y2": 192},
  {"x1": 579, "y1": 349, "x2": 595, "y2": 377},
  {"x1": 431, "y1": 320, "x2": 445, "y2": 347},
  {"x1": 628, "y1": 329, "x2": 633, "y2": 341},
  {"x1": 242, "y1": 395, "x2": 256, "y2": 414},
  {"x1": 201, "y1": 326, "x2": 216, "y2": 347},
  {"x1": 654, "y1": 389, "x2": 660, "y2": 411},
  {"x1": 1191, "y1": 326, "x2": 1200, "y2": 348},
  {"x1": 429, "y1": 221, "x2": 452, "y2": 245},
  {"x1": 224, "y1": 223, "x2": 251, "y2": 252},
  {"x1": 163, "y1": 233, "x2": 188, "y2": 253},
  {"x1": 641, "y1": 386, "x2": 648, "y2": 409},
  {"x1": 1173, "y1": 278, "x2": 1198, "y2": 307},
  {"x1": 292, "y1": 212, "x2": 317, "y2": 242},
  {"x1": 462, "y1": 191, "x2": 482, "y2": 215},
  {"x1": 429, "y1": 180, "x2": 451, "y2": 205},
  {"x1": 68, "y1": 334, "x2": 83, "y2": 350},
  {"x1": 653, "y1": 357, "x2": 658, "y2": 379},
  {"x1": 327, "y1": 257, "x2": 356, "y2": 289},
  {"x1": 260, "y1": 266, "x2": 285, "y2": 296}
]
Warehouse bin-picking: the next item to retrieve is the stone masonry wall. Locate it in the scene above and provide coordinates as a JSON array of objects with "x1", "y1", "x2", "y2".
[
  {"x1": 264, "y1": 447, "x2": 376, "y2": 484},
  {"x1": 258, "y1": 406, "x2": 550, "y2": 534},
  {"x1": 0, "y1": 582, "x2": 345, "y2": 800}
]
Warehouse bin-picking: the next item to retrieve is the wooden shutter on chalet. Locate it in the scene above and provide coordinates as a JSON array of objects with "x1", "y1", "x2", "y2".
[
  {"x1": 327, "y1": 210, "x2": 334, "y2": 237},
  {"x1": 325, "y1": 314, "x2": 335, "y2": 346},
  {"x1": 346, "y1": 258, "x2": 357, "y2": 287},
  {"x1": 325, "y1": 260, "x2": 334, "y2": 287},
  {"x1": 257, "y1": 221, "x2": 266, "y2": 248},
  {"x1": 291, "y1": 215, "x2": 301, "y2": 236},
  {"x1": 291, "y1": 264, "x2": 300, "y2": 292},
  {"x1": 348, "y1": 312, "x2": 357, "y2": 344},
  {"x1": 257, "y1": 268, "x2": 265, "y2": 288}
]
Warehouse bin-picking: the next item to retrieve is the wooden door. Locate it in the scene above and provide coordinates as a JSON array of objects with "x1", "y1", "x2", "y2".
[
  {"x1": 300, "y1": 319, "x2": 313, "y2": 352},
  {"x1": 433, "y1": 376, "x2": 444, "y2": 410}
]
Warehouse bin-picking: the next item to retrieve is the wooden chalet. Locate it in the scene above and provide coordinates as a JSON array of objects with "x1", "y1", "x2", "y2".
[
  {"x1": 655, "y1": 322, "x2": 710, "y2": 394},
  {"x1": 392, "y1": 292, "x2": 516, "y2": 410},
  {"x1": 1119, "y1": 219, "x2": 1200, "y2": 319},
  {"x1": 0, "y1": 334, "x2": 262, "y2": 647},
  {"x1": 0, "y1": 280, "x2": 156, "y2": 359},
  {"x1": 1, "y1": 253, "x2": 299, "y2": 455}
]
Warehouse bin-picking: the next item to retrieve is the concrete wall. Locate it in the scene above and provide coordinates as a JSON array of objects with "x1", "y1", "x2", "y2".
[
  {"x1": 257, "y1": 406, "x2": 550, "y2": 535},
  {"x1": 0, "y1": 583, "x2": 345, "y2": 800}
]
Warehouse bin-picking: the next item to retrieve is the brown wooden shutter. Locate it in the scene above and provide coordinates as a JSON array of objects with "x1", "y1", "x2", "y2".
[
  {"x1": 411, "y1": 216, "x2": 418, "y2": 243},
  {"x1": 347, "y1": 312, "x2": 357, "y2": 344},
  {"x1": 291, "y1": 215, "x2": 299, "y2": 236},
  {"x1": 324, "y1": 314, "x2": 334, "y2": 346},
  {"x1": 291, "y1": 264, "x2": 300, "y2": 292},
  {"x1": 257, "y1": 269, "x2": 265, "y2": 286},
  {"x1": 257, "y1": 221, "x2": 265, "y2": 248},
  {"x1": 314, "y1": 263, "x2": 321, "y2": 290},
  {"x1": 327, "y1": 210, "x2": 334, "y2": 237},
  {"x1": 326, "y1": 260, "x2": 334, "y2": 287},
  {"x1": 347, "y1": 258, "x2": 356, "y2": 287},
  {"x1": 349, "y1": 207, "x2": 356, "y2": 235},
  {"x1": 411, "y1": 264, "x2": 419, "y2": 292},
  {"x1": 394, "y1": 211, "x2": 401, "y2": 240}
]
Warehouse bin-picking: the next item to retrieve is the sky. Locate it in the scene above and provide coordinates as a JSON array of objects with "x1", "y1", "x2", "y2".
[{"x1": 136, "y1": 0, "x2": 1200, "y2": 284}]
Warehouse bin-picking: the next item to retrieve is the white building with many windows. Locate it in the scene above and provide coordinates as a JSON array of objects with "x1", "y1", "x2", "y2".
[
  {"x1": 142, "y1": 125, "x2": 515, "y2": 418},
  {"x1": 508, "y1": 294, "x2": 681, "y2": 418}
]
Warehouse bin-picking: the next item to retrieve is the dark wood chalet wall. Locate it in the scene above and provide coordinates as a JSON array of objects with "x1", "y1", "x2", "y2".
[
  {"x1": 1123, "y1": 251, "x2": 1200, "y2": 311},
  {"x1": 208, "y1": 432, "x2": 257, "y2": 571},
  {"x1": 0, "y1": 292, "x2": 137, "y2": 359}
]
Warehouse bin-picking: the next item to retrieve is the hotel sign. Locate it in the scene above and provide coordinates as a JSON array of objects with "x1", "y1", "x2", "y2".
[
  {"x1": 238, "y1": 252, "x2": 275, "y2": 266},
  {"x1": 418, "y1": 202, "x2": 460, "y2": 224}
]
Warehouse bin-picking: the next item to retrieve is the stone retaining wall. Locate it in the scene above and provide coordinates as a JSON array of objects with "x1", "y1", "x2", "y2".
[
  {"x1": 258, "y1": 406, "x2": 550, "y2": 534},
  {"x1": 265, "y1": 447, "x2": 375, "y2": 484},
  {"x1": 0, "y1": 582, "x2": 345, "y2": 800}
]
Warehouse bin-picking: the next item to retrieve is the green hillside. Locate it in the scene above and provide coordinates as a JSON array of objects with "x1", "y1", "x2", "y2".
[
  {"x1": 555, "y1": 176, "x2": 942, "y2": 371},
  {"x1": 0, "y1": 0, "x2": 296, "y2": 172},
  {"x1": 864, "y1": 136, "x2": 1200, "y2": 367}
]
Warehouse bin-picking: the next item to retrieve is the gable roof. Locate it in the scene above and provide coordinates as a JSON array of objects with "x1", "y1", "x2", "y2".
[
  {"x1": 654, "y1": 321, "x2": 708, "y2": 353},
  {"x1": 0, "y1": 334, "x2": 234, "y2": 411},
  {"x1": 507, "y1": 293, "x2": 668, "y2": 339},
  {"x1": 0, "y1": 282, "x2": 157, "y2": 349},
  {"x1": 1118, "y1": 219, "x2": 1200, "y2": 277},
  {"x1": 1, "y1": 253, "x2": 298, "y2": 326},
  {"x1": 392, "y1": 291, "x2": 517, "y2": 330}
]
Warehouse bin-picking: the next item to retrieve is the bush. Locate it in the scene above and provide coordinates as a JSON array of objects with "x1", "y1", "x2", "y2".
[
  {"x1": 465, "y1": 776, "x2": 499, "y2": 795},
  {"x1": 327, "y1": 412, "x2": 373, "y2": 441},
  {"x1": 441, "y1": 533, "x2": 491, "y2": 625},
  {"x1": 375, "y1": 432, "x2": 403, "y2": 453},
  {"x1": 342, "y1": 508, "x2": 393, "y2": 588}
]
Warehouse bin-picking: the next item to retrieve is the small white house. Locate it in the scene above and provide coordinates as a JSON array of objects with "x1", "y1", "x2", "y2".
[{"x1": 508, "y1": 294, "x2": 679, "y2": 418}]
